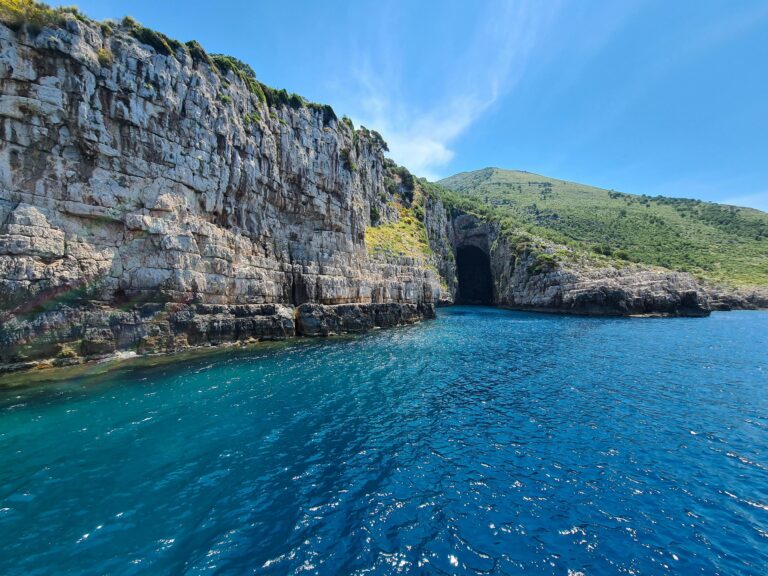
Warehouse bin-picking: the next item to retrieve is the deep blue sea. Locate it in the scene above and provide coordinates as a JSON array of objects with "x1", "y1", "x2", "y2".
[{"x1": 1, "y1": 307, "x2": 767, "y2": 575}]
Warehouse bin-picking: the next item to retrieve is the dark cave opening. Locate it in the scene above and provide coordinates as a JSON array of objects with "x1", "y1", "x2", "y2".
[{"x1": 455, "y1": 245, "x2": 494, "y2": 305}]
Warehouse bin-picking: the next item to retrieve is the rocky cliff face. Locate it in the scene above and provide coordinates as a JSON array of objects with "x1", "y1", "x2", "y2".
[
  {"x1": 706, "y1": 285, "x2": 768, "y2": 311},
  {"x1": 0, "y1": 13, "x2": 718, "y2": 372},
  {"x1": 425, "y1": 208, "x2": 711, "y2": 317},
  {"x1": 0, "y1": 16, "x2": 439, "y2": 370}
]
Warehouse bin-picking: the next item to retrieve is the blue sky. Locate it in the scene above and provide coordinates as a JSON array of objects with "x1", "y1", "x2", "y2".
[{"x1": 53, "y1": 0, "x2": 768, "y2": 210}]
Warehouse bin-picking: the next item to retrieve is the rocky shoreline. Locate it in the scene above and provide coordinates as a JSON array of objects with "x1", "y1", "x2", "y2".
[{"x1": 0, "y1": 301, "x2": 436, "y2": 374}]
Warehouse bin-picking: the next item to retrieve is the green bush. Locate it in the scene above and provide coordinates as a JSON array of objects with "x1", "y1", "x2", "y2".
[
  {"x1": 185, "y1": 40, "x2": 212, "y2": 65},
  {"x1": 398, "y1": 167, "x2": 415, "y2": 195},
  {"x1": 527, "y1": 252, "x2": 557, "y2": 275},
  {"x1": 0, "y1": 0, "x2": 88, "y2": 33},
  {"x1": 260, "y1": 85, "x2": 305, "y2": 109},
  {"x1": 341, "y1": 148, "x2": 355, "y2": 172},
  {"x1": 97, "y1": 47, "x2": 113, "y2": 66},
  {"x1": 340, "y1": 116, "x2": 354, "y2": 132},
  {"x1": 210, "y1": 54, "x2": 266, "y2": 102},
  {"x1": 370, "y1": 129, "x2": 389, "y2": 152},
  {"x1": 243, "y1": 111, "x2": 261, "y2": 125},
  {"x1": 126, "y1": 20, "x2": 182, "y2": 57},
  {"x1": 308, "y1": 102, "x2": 337, "y2": 126},
  {"x1": 211, "y1": 53, "x2": 254, "y2": 78}
]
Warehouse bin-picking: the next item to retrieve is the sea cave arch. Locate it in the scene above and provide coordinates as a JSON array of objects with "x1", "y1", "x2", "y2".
[{"x1": 455, "y1": 245, "x2": 494, "y2": 305}]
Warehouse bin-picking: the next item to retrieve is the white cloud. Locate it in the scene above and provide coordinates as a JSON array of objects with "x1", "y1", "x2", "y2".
[
  {"x1": 349, "y1": 88, "x2": 485, "y2": 179},
  {"x1": 334, "y1": 1, "x2": 560, "y2": 180}
]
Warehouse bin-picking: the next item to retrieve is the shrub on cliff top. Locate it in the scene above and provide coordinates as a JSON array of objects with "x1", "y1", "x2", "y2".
[
  {"x1": 211, "y1": 53, "x2": 267, "y2": 103},
  {"x1": 370, "y1": 129, "x2": 389, "y2": 152},
  {"x1": 0, "y1": 0, "x2": 87, "y2": 33},
  {"x1": 308, "y1": 102, "x2": 337, "y2": 126},
  {"x1": 260, "y1": 84, "x2": 306, "y2": 110},
  {"x1": 210, "y1": 53, "x2": 256, "y2": 79},
  {"x1": 211, "y1": 53, "x2": 328, "y2": 114},
  {"x1": 384, "y1": 164, "x2": 415, "y2": 202},
  {"x1": 131, "y1": 25, "x2": 172, "y2": 55},
  {"x1": 185, "y1": 40, "x2": 212, "y2": 66},
  {"x1": 123, "y1": 17, "x2": 184, "y2": 58},
  {"x1": 340, "y1": 116, "x2": 354, "y2": 132}
]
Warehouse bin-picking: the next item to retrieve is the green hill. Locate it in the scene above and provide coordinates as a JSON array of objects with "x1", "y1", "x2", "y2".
[{"x1": 438, "y1": 168, "x2": 768, "y2": 287}]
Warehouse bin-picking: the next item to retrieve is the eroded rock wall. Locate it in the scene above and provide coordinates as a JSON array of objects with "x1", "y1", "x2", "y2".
[
  {"x1": 0, "y1": 17, "x2": 441, "y2": 369},
  {"x1": 426, "y1": 210, "x2": 711, "y2": 316}
]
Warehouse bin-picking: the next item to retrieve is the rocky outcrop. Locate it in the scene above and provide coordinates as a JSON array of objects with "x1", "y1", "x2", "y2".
[
  {"x1": 296, "y1": 302, "x2": 434, "y2": 336},
  {"x1": 706, "y1": 286, "x2": 768, "y2": 311},
  {"x1": 426, "y1": 211, "x2": 711, "y2": 317},
  {"x1": 0, "y1": 16, "x2": 440, "y2": 370},
  {"x1": 423, "y1": 196, "x2": 457, "y2": 303},
  {"x1": 499, "y1": 259, "x2": 709, "y2": 317}
]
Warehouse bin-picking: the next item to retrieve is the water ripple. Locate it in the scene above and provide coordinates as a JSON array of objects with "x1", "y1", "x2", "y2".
[{"x1": 0, "y1": 308, "x2": 767, "y2": 575}]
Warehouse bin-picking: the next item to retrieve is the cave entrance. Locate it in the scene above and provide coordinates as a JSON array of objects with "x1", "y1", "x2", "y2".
[{"x1": 456, "y1": 245, "x2": 494, "y2": 305}]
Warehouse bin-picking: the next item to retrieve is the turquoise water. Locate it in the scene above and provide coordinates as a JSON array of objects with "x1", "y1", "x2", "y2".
[{"x1": 1, "y1": 307, "x2": 767, "y2": 575}]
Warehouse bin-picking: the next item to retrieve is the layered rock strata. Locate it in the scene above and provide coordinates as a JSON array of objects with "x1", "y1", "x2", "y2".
[{"x1": 0, "y1": 17, "x2": 440, "y2": 370}]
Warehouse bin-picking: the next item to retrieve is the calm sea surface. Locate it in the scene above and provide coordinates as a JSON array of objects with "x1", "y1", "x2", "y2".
[{"x1": 1, "y1": 307, "x2": 767, "y2": 575}]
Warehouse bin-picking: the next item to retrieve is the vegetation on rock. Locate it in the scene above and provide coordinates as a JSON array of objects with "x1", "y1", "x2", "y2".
[
  {"x1": 185, "y1": 39, "x2": 212, "y2": 65},
  {"x1": 96, "y1": 47, "x2": 113, "y2": 67},
  {"x1": 0, "y1": 1, "x2": 338, "y2": 121},
  {"x1": 0, "y1": 0, "x2": 86, "y2": 32},
  {"x1": 123, "y1": 16, "x2": 185, "y2": 57},
  {"x1": 440, "y1": 168, "x2": 768, "y2": 287},
  {"x1": 210, "y1": 53, "x2": 267, "y2": 102},
  {"x1": 365, "y1": 204, "x2": 432, "y2": 260},
  {"x1": 365, "y1": 163, "x2": 433, "y2": 261}
]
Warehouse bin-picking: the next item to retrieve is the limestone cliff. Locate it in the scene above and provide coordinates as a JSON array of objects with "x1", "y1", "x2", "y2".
[
  {"x1": 0, "y1": 10, "x2": 715, "y2": 372},
  {"x1": 0, "y1": 15, "x2": 439, "y2": 370}
]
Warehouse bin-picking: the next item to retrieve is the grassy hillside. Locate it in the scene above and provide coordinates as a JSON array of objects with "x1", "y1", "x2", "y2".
[{"x1": 439, "y1": 168, "x2": 768, "y2": 287}]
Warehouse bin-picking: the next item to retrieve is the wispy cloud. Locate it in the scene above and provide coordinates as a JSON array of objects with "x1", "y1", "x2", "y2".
[{"x1": 332, "y1": 1, "x2": 559, "y2": 179}]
